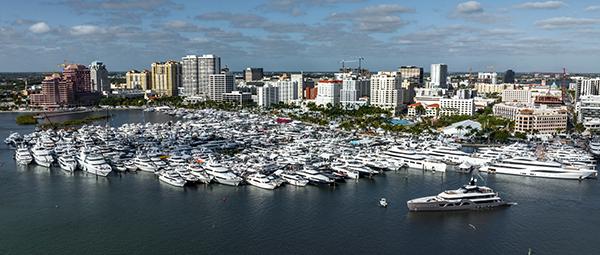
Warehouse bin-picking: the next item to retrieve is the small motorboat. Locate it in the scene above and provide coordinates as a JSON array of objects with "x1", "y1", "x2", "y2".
[{"x1": 379, "y1": 198, "x2": 388, "y2": 208}]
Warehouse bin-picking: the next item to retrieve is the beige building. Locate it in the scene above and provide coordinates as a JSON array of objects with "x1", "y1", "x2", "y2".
[
  {"x1": 514, "y1": 108, "x2": 567, "y2": 134},
  {"x1": 502, "y1": 89, "x2": 532, "y2": 103},
  {"x1": 151, "y1": 61, "x2": 181, "y2": 97},
  {"x1": 126, "y1": 70, "x2": 151, "y2": 90},
  {"x1": 474, "y1": 83, "x2": 515, "y2": 94},
  {"x1": 370, "y1": 71, "x2": 405, "y2": 114}
]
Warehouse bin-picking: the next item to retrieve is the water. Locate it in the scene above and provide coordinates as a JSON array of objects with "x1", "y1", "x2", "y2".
[{"x1": 1, "y1": 110, "x2": 599, "y2": 254}]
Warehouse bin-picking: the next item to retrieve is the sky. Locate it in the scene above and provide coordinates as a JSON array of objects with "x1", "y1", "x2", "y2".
[{"x1": 1, "y1": 0, "x2": 600, "y2": 73}]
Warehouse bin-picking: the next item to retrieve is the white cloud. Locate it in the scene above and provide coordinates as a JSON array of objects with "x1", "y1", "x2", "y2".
[
  {"x1": 29, "y1": 22, "x2": 50, "y2": 33},
  {"x1": 585, "y1": 5, "x2": 600, "y2": 11},
  {"x1": 70, "y1": 25, "x2": 103, "y2": 35},
  {"x1": 456, "y1": 1, "x2": 483, "y2": 14},
  {"x1": 516, "y1": 1, "x2": 565, "y2": 9},
  {"x1": 535, "y1": 17, "x2": 600, "y2": 29}
]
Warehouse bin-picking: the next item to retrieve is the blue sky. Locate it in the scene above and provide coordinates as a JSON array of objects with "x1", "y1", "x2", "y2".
[{"x1": 1, "y1": 0, "x2": 600, "y2": 72}]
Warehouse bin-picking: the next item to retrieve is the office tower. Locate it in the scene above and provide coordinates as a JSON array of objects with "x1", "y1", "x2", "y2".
[
  {"x1": 504, "y1": 69, "x2": 515, "y2": 83},
  {"x1": 430, "y1": 63, "x2": 448, "y2": 88},
  {"x1": 291, "y1": 73, "x2": 304, "y2": 99},
  {"x1": 181, "y1": 54, "x2": 220, "y2": 96},
  {"x1": 315, "y1": 80, "x2": 342, "y2": 106},
  {"x1": 89, "y1": 61, "x2": 110, "y2": 93},
  {"x1": 63, "y1": 64, "x2": 91, "y2": 94},
  {"x1": 207, "y1": 72, "x2": 234, "y2": 101},
  {"x1": 244, "y1": 67, "x2": 264, "y2": 82},
  {"x1": 399, "y1": 66, "x2": 424, "y2": 85}
]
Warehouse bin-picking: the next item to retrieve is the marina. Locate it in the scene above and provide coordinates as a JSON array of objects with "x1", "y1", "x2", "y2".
[{"x1": 1, "y1": 110, "x2": 600, "y2": 254}]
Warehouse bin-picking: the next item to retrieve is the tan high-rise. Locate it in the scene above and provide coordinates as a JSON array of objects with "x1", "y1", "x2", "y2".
[
  {"x1": 151, "y1": 61, "x2": 181, "y2": 96},
  {"x1": 126, "y1": 70, "x2": 151, "y2": 90}
]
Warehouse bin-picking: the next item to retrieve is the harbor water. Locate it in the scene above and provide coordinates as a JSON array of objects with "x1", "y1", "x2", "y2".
[{"x1": 1, "y1": 110, "x2": 599, "y2": 254}]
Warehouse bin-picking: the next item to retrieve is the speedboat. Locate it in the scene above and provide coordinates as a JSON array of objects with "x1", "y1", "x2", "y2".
[
  {"x1": 245, "y1": 173, "x2": 279, "y2": 190},
  {"x1": 379, "y1": 198, "x2": 388, "y2": 207},
  {"x1": 407, "y1": 178, "x2": 511, "y2": 211}
]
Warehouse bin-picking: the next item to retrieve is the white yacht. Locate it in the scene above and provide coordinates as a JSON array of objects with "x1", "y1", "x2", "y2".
[
  {"x1": 427, "y1": 146, "x2": 489, "y2": 166},
  {"x1": 480, "y1": 157, "x2": 597, "y2": 180},
  {"x1": 175, "y1": 167, "x2": 199, "y2": 183},
  {"x1": 381, "y1": 146, "x2": 447, "y2": 172},
  {"x1": 589, "y1": 138, "x2": 600, "y2": 157},
  {"x1": 245, "y1": 173, "x2": 279, "y2": 190},
  {"x1": 407, "y1": 178, "x2": 510, "y2": 211},
  {"x1": 15, "y1": 145, "x2": 33, "y2": 165},
  {"x1": 79, "y1": 150, "x2": 112, "y2": 177},
  {"x1": 204, "y1": 161, "x2": 243, "y2": 186},
  {"x1": 158, "y1": 170, "x2": 186, "y2": 187},
  {"x1": 297, "y1": 169, "x2": 334, "y2": 185},
  {"x1": 279, "y1": 173, "x2": 309, "y2": 187},
  {"x1": 31, "y1": 145, "x2": 54, "y2": 168},
  {"x1": 134, "y1": 155, "x2": 158, "y2": 172},
  {"x1": 58, "y1": 155, "x2": 78, "y2": 172}
]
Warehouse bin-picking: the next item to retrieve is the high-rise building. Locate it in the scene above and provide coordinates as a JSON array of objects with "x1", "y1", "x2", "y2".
[
  {"x1": 504, "y1": 69, "x2": 515, "y2": 83},
  {"x1": 181, "y1": 54, "x2": 221, "y2": 96},
  {"x1": 63, "y1": 64, "x2": 91, "y2": 94},
  {"x1": 151, "y1": 61, "x2": 181, "y2": 97},
  {"x1": 576, "y1": 78, "x2": 600, "y2": 100},
  {"x1": 399, "y1": 66, "x2": 424, "y2": 85},
  {"x1": 89, "y1": 61, "x2": 110, "y2": 93},
  {"x1": 208, "y1": 72, "x2": 234, "y2": 101},
  {"x1": 126, "y1": 70, "x2": 151, "y2": 90},
  {"x1": 291, "y1": 73, "x2": 304, "y2": 99},
  {"x1": 430, "y1": 64, "x2": 448, "y2": 88},
  {"x1": 340, "y1": 73, "x2": 370, "y2": 109},
  {"x1": 477, "y1": 72, "x2": 498, "y2": 85},
  {"x1": 370, "y1": 71, "x2": 404, "y2": 113},
  {"x1": 257, "y1": 83, "x2": 279, "y2": 108},
  {"x1": 244, "y1": 67, "x2": 264, "y2": 82},
  {"x1": 315, "y1": 80, "x2": 342, "y2": 107},
  {"x1": 30, "y1": 64, "x2": 98, "y2": 106},
  {"x1": 199, "y1": 55, "x2": 220, "y2": 96},
  {"x1": 181, "y1": 55, "x2": 200, "y2": 96}
]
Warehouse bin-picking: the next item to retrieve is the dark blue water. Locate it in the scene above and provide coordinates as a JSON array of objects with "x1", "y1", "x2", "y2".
[{"x1": 0, "y1": 110, "x2": 599, "y2": 255}]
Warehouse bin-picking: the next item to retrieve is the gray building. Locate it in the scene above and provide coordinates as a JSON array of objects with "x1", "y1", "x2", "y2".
[
  {"x1": 430, "y1": 63, "x2": 448, "y2": 88},
  {"x1": 89, "y1": 61, "x2": 110, "y2": 93},
  {"x1": 181, "y1": 54, "x2": 221, "y2": 97},
  {"x1": 244, "y1": 67, "x2": 263, "y2": 82},
  {"x1": 340, "y1": 75, "x2": 370, "y2": 108},
  {"x1": 208, "y1": 72, "x2": 234, "y2": 101}
]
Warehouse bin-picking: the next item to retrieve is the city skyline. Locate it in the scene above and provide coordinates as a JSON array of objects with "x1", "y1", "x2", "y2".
[{"x1": 1, "y1": 0, "x2": 600, "y2": 72}]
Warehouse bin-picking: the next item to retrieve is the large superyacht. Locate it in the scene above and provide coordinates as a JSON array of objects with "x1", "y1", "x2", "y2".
[
  {"x1": 480, "y1": 157, "x2": 597, "y2": 180},
  {"x1": 407, "y1": 178, "x2": 510, "y2": 211}
]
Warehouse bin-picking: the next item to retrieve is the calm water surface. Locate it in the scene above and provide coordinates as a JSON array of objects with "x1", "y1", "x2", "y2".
[{"x1": 0, "y1": 110, "x2": 598, "y2": 255}]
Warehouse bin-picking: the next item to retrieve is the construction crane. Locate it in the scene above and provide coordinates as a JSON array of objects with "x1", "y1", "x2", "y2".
[
  {"x1": 339, "y1": 57, "x2": 365, "y2": 73},
  {"x1": 57, "y1": 60, "x2": 70, "y2": 70}
]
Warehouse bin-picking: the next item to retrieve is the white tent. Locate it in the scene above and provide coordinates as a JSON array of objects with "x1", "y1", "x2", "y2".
[{"x1": 442, "y1": 120, "x2": 482, "y2": 137}]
